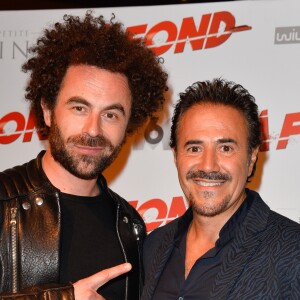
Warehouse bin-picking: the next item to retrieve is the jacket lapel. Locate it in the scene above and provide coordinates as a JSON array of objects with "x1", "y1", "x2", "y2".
[
  {"x1": 143, "y1": 208, "x2": 193, "y2": 299},
  {"x1": 142, "y1": 223, "x2": 178, "y2": 300},
  {"x1": 210, "y1": 192, "x2": 270, "y2": 299}
]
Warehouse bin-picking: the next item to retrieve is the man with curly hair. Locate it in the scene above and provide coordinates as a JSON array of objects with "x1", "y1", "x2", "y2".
[{"x1": 0, "y1": 11, "x2": 168, "y2": 300}]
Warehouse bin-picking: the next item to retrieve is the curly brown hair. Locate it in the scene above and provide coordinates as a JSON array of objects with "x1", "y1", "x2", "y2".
[{"x1": 22, "y1": 11, "x2": 168, "y2": 136}]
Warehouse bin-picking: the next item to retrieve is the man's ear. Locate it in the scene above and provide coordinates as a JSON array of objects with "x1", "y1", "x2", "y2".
[
  {"x1": 172, "y1": 148, "x2": 177, "y2": 167},
  {"x1": 41, "y1": 99, "x2": 51, "y2": 127},
  {"x1": 248, "y1": 146, "x2": 259, "y2": 177}
]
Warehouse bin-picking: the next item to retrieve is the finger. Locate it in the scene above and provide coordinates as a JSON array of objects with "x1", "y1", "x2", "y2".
[{"x1": 89, "y1": 263, "x2": 132, "y2": 290}]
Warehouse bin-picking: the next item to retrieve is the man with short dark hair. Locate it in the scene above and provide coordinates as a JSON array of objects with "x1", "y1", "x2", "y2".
[
  {"x1": 142, "y1": 78, "x2": 300, "y2": 300},
  {"x1": 0, "y1": 11, "x2": 168, "y2": 299}
]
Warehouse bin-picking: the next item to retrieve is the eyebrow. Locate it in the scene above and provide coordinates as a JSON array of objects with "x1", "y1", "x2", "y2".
[
  {"x1": 184, "y1": 138, "x2": 237, "y2": 148},
  {"x1": 218, "y1": 138, "x2": 237, "y2": 145},
  {"x1": 184, "y1": 140, "x2": 203, "y2": 147},
  {"x1": 66, "y1": 97, "x2": 126, "y2": 116}
]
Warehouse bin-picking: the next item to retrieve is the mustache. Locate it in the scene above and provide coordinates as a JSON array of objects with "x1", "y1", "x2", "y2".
[
  {"x1": 186, "y1": 170, "x2": 231, "y2": 181},
  {"x1": 68, "y1": 134, "x2": 113, "y2": 149}
]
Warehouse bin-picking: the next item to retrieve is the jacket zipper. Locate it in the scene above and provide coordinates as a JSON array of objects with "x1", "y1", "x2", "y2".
[
  {"x1": 115, "y1": 203, "x2": 129, "y2": 300},
  {"x1": 133, "y1": 221, "x2": 144, "y2": 297},
  {"x1": 10, "y1": 207, "x2": 18, "y2": 293}
]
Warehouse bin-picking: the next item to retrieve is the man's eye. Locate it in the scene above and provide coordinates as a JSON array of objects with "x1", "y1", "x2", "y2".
[
  {"x1": 222, "y1": 145, "x2": 232, "y2": 152},
  {"x1": 106, "y1": 112, "x2": 116, "y2": 119},
  {"x1": 73, "y1": 106, "x2": 84, "y2": 112},
  {"x1": 188, "y1": 146, "x2": 200, "y2": 152}
]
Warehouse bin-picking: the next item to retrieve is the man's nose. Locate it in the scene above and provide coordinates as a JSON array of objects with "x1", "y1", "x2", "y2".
[
  {"x1": 198, "y1": 149, "x2": 220, "y2": 173},
  {"x1": 82, "y1": 114, "x2": 102, "y2": 137}
]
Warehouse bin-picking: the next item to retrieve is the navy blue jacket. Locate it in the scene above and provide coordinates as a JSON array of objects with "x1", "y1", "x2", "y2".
[{"x1": 142, "y1": 190, "x2": 300, "y2": 300}]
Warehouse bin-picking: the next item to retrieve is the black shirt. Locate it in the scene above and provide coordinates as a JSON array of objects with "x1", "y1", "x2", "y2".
[
  {"x1": 153, "y1": 195, "x2": 253, "y2": 300},
  {"x1": 59, "y1": 190, "x2": 126, "y2": 300}
]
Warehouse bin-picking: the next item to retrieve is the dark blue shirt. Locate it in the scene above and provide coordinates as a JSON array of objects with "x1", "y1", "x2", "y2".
[{"x1": 153, "y1": 195, "x2": 253, "y2": 300}]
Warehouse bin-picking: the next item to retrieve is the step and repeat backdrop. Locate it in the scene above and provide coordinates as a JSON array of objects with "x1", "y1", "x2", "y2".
[{"x1": 1, "y1": 0, "x2": 299, "y2": 231}]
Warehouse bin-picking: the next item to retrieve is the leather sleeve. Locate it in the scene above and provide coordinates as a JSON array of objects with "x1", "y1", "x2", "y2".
[{"x1": 0, "y1": 284, "x2": 74, "y2": 300}]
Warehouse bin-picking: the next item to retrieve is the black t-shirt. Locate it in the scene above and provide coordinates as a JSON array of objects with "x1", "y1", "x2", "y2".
[{"x1": 59, "y1": 190, "x2": 126, "y2": 299}]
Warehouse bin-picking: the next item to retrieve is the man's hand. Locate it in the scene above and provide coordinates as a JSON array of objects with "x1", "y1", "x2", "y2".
[{"x1": 73, "y1": 262, "x2": 132, "y2": 299}]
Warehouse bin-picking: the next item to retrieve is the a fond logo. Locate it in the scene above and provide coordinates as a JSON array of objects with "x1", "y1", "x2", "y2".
[
  {"x1": 127, "y1": 11, "x2": 251, "y2": 55},
  {"x1": 129, "y1": 196, "x2": 187, "y2": 232},
  {"x1": 260, "y1": 110, "x2": 300, "y2": 150},
  {"x1": 275, "y1": 26, "x2": 300, "y2": 45},
  {"x1": 0, "y1": 111, "x2": 46, "y2": 144}
]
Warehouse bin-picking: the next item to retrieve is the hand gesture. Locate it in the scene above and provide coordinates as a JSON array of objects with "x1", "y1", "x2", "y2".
[{"x1": 73, "y1": 262, "x2": 132, "y2": 299}]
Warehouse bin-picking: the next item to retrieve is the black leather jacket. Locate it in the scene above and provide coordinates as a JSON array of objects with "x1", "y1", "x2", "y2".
[{"x1": 0, "y1": 151, "x2": 146, "y2": 299}]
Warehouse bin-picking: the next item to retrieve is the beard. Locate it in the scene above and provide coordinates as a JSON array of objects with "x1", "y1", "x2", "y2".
[
  {"x1": 47, "y1": 116, "x2": 124, "y2": 180},
  {"x1": 188, "y1": 192, "x2": 232, "y2": 217},
  {"x1": 186, "y1": 170, "x2": 232, "y2": 217}
]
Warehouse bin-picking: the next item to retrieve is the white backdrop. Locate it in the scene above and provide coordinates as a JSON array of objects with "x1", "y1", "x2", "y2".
[{"x1": 1, "y1": 0, "x2": 299, "y2": 231}]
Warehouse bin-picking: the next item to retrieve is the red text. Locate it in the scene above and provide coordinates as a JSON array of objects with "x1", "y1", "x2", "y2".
[
  {"x1": 129, "y1": 196, "x2": 187, "y2": 232},
  {"x1": 127, "y1": 11, "x2": 251, "y2": 55}
]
